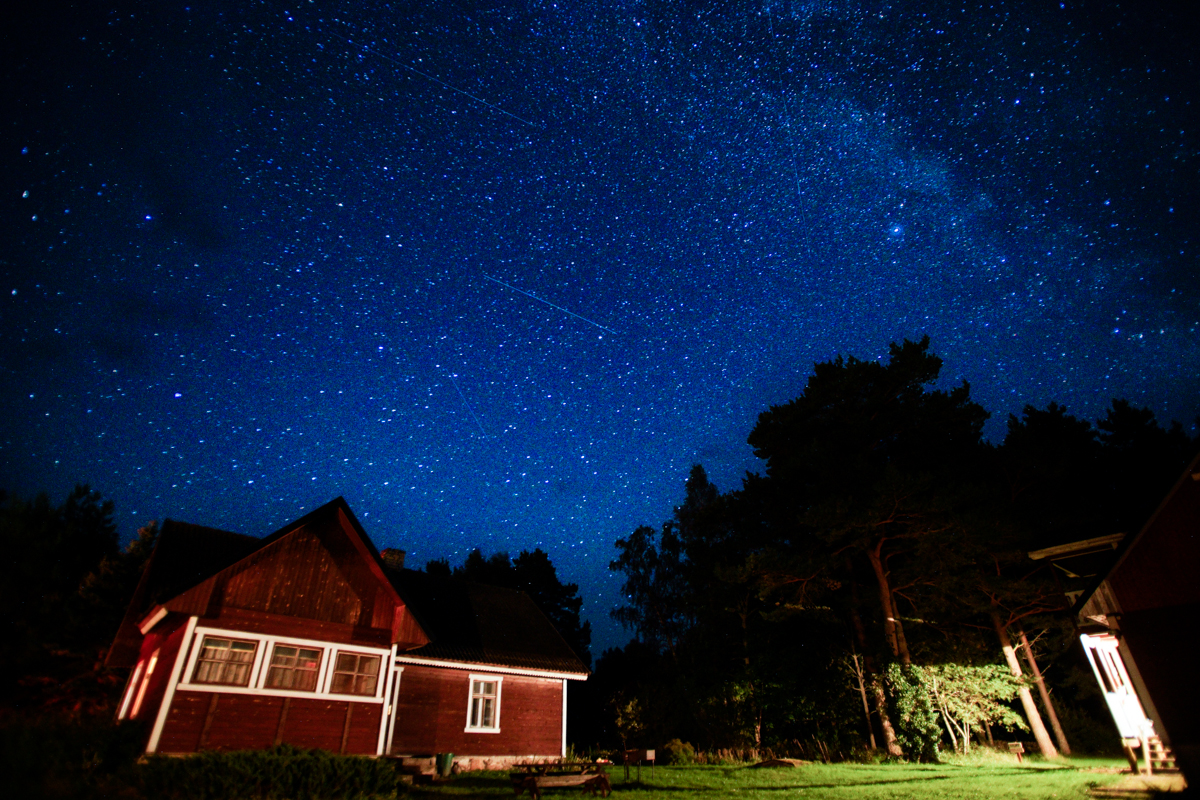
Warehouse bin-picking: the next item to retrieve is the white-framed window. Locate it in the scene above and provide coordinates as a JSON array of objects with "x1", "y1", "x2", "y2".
[
  {"x1": 131, "y1": 650, "x2": 160, "y2": 718},
  {"x1": 265, "y1": 644, "x2": 323, "y2": 692},
  {"x1": 330, "y1": 652, "x2": 381, "y2": 696},
  {"x1": 192, "y1": 636, "x2": 258, "y2": 686},
  {"x1": 175, "y1": 626, "x2": 389, "y2": 703},
  {"x1": 118, "y1": 659, "x2": 147, "y2": 720},
  {"x1": 465, "y1": 674, "x2": 502, "y2": 733}
]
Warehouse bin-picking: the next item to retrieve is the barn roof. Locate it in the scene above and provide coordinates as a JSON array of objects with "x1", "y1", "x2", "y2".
[
  {"x1": 108, "y1": 498, "x2": 589, "y2": 677},
  {"x1": 388, "y1": 567, "x2": 589, "y2": 676}
]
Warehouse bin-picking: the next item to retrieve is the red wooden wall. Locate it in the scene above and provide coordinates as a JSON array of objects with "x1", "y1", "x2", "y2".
[
  {"x1": 156, "y1": 690, "x2": 383, "y2": 755},
  {"x1": 159, "y1": 514, "x2": 426, "y2": 651},
  {"x1": 389, "y1": 665, "x2": 562, "y2": 756},
  {"x1": 126, "y1": 615, "x2": 192, "y2": 727}
]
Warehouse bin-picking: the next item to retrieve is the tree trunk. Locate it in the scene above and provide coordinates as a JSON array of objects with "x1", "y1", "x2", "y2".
[
  {"x1": 931, "y1": 678, "x2": 958, "y2": 753},
  {"x1": 851, "y1": 653, "x2": 878, "y2": 750},
  {"x1": 941, "y1": 708, "x2": 959, "y2": 753},
  {"x1": 991, "y1": 610, "x2": 1058, "y2": 759},
  {"x1": 849, "y1": 582, "x2": 903, "y2": 757},
  {"x1": 866, "y1": 540, "x2": 911, "y2": 665},
  {"x1": 872, "y1": 677, "x2": 903, "y2": 757},
  {"x1": 893, "y1": 612, "x2": 912, "y2": 665},
  {"x1": 1016, "y1": 625, "x2": 1071, "y2": 755}
]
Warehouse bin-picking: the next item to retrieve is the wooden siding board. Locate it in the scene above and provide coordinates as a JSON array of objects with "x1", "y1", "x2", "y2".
[
  {"x1": 276, "y1": 698, "x2": 348, "y2": 752},
  {"x1": 345, "y1": 702, "x2": 383, "y2": 755},
  {"x1": 389, "y1": 667, "x2": 444, "y2": 754},
  {"x1": 390, "y1": 666, "x2": 562, "y2": 756},
  {"x1": 1108, "y1": 475, "x2": 1200, "y2": 613},
  {"x1": 204, "y1": 694, "x2": 285, "y2": 751},
  {"x1": 219, "y1": 527, "x2": 364, "y2": 624},
  {"x1": 156, "y1": 690, "x2": 209, "y2": 753},
  {"x1": 161, "y1": 507, "x2": 415, "y2": 645}
]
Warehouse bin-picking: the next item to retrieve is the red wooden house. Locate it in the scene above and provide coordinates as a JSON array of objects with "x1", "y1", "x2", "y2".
[{"x1": 107, "y1": 498, "x2": 589, "y2": 767}]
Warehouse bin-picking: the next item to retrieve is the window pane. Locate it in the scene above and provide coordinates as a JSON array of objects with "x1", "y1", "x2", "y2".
[
  {"x1": 193, "y1": 636, "x2": 258, "y2": 686},
  {"x1": 481, "y1": 697, "x2": 495, "y2": 727},
  {"x1": 273, "y1": 645, "x2": 298, "y2": 661},
  {"x1": 330, "y1": 652, "x2": 381, "y2": 696},
  {"x1": 265, "y1": 643, "x2": 321, "y2": 691},
  {"x1": 468, "y1": 678, "x2": 499, "y2": 729}
]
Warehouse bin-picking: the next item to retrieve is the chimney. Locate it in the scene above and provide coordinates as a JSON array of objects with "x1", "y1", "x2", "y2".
[{"x1": 380, "y1": 548, "x2": 406, "y2": 571}]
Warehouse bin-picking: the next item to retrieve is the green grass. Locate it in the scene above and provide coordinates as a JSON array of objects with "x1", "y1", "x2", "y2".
[{"x1": 412, "y1": 758, "x2": 1130, "y2": 800}]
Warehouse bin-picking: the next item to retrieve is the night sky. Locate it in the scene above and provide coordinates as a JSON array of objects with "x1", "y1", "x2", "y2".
[{"x1": 3, "y1": 1, "x2": 1197, "y2": 653}]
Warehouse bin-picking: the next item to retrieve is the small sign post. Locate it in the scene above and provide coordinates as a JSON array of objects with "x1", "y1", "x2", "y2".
[{"x1": 623, "y1": 749, "x2": 655, "y2": 782}]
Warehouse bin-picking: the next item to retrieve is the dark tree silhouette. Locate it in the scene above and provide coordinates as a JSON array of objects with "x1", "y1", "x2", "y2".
[
  {"x1": 595, "y1": 337, "x2": 1197, "y2": 757},
  {"x1": 426, "y1": 547, "x2": 592, "y2": 669},
  {"x1": 1, "y1": 486, "x2": 155, "y2": 716}
]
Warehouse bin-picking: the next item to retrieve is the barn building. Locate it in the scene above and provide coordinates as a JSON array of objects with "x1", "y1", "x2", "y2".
[{"x1": 107, "y1": 498, "x2": 589, "y2": 768}]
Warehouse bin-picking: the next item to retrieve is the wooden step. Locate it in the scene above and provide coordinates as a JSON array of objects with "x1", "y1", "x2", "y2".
[{"x1": 1145, "y1": 737, "x2": 1179, "y2": 773}]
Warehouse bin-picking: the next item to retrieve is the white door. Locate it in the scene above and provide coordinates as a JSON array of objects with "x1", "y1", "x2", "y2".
[{"x1": 1079, "y1": 633, "x2": 1152, "y2": 739}]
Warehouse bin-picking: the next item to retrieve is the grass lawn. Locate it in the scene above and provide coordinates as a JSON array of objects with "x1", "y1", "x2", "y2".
[{"x1": 411, "y1": 758, "x2": 1132, "y2": 800}]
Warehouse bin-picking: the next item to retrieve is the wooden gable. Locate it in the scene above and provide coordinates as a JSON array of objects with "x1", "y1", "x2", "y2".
[{"x1": 161, "y1": 499, "x2": 428, "y2": 649}]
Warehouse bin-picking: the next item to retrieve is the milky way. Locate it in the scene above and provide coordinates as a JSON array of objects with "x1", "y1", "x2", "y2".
[{"x1": 3, "y1": 1, "x2": 1197, "y2": 651}]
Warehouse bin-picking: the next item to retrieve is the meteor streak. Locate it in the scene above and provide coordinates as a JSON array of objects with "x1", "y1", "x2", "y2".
[
  {"x1": 483, "y1": 274, "x2": 616, "y2": 334},
  {"x1": 448, "y1": 373, "x2": 486, "y2": 436},
  {"x1": 326, "y1": 30, "x2": 540, "y2": 129}
]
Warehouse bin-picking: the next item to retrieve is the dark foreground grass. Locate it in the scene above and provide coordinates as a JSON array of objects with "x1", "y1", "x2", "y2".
[{"x1": 413, "y1": 758, "x2": 1130, "y2": 800}]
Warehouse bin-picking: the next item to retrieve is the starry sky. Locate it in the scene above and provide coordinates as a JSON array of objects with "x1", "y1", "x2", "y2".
[{"x1": 3, "y1": 0, "x2": 1197, "y2": 654}]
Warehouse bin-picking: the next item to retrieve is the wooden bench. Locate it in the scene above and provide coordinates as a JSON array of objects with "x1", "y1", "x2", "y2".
[{"x1": 510, "y1": 762, "x2": 611, "y2": 800}]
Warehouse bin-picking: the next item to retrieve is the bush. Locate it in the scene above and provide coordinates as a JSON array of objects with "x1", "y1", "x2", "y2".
[
  {"x1": 660, "y1": 738, "x2": 696, "y2": 765},
  {"x1": 139, "y1": 744, "x2": 401, "y2": 800},
  {"x1": 885, "y1": 664, "x2": 943, "y2": 762},
  {"x1": 0, "y1": 715, "x2": 145, "y2": 798}
]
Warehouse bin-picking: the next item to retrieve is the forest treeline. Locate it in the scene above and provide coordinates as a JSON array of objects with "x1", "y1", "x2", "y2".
[
  {"x1": 1, "y1": 486, "x2": 157, "y2": 717},
  {"x1": 592, "y1": 337, "x2": 1197, "y2": 760},
  {"x1": 3, "y1": 336, "x2": 1195, "y2": 764}
]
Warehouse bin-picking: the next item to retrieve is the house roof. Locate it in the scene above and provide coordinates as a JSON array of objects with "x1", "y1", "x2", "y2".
[
  {"x1": 108, "y1": 498, "x2": 589, "y2": 677},
  {"x1": 107, "y1": 520, "x2": 259, "y2": 667},
  {"x1": 388, "y1": 567, "x2": 589, "y2": 676}
]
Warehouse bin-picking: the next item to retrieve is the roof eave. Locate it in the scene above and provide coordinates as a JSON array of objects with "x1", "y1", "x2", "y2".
[{"x1": 393, "y1": 653, "x2": 589, "y2": 681}]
